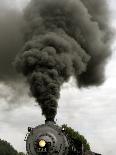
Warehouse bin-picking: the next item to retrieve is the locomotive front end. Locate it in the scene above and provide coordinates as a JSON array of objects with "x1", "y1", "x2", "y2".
[{"x1": 26, "y1": 121, "x2": 69, "y2": 155}]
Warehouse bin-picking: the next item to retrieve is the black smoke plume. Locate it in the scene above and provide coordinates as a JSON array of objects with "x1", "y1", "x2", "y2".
[
  {"x1": 0, "y1": 1, "x2": 24, "y2": 81},
  {"x1": 15, "y1": 0, "x2": 111, "y2": 121}
]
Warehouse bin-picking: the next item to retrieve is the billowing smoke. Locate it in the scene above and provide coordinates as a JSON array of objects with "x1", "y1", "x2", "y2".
[
  {"x1": 0, "y1": 0, "x2": 24, "y2": 81},
  {"x1": 15, "y1": 0, "x2": 111, "y2": 121}
]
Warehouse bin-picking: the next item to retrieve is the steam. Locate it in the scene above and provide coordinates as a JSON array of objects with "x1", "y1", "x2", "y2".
[{"x1": 15, "y1": 0, "x2": 111, "y2": 121}]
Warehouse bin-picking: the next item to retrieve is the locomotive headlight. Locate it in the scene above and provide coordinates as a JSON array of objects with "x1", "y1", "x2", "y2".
[{"x1": 39, "y1": 139, "x2": 46, "y2": 148}]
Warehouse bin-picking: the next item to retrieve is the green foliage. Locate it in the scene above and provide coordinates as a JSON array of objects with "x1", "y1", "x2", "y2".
[
  {"x1": 18, "y1": 152, "x2": 26, "y2": 155},
  {"x1": 0, "y1": 139, "x2": 26, "y2": 155},
  {"x1": 0, "y1": 139, "x2": 18, "y2": 155},
  {"x1": 62, "y1": 124, "x2": 90, "y2": 151}
]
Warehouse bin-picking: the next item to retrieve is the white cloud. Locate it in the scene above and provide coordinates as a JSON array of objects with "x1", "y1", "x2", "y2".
[{"x1": 0, "y1": 102, "x2": 45, "y2": 152}]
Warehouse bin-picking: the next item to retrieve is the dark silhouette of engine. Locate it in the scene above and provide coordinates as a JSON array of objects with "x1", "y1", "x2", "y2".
[{"x1": 25, "y1": 121, "x2": 101, "y2": 155}]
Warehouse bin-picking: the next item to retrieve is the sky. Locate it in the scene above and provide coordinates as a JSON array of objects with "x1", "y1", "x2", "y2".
[{"x1": 0, "y1": 0, "x2": 116, "y2": 155}]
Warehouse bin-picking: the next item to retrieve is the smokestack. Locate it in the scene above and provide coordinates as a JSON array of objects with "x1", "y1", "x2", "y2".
[{"x1": 15, "y1": 0, "x2": 111, "y2": 121}]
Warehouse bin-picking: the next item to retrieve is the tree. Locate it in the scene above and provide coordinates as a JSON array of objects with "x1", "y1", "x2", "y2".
[
  {"x1": 62, "y1": 124, "x2": 90, "y2": 151},
  {"x1": 18, "y1": 152, "x2": 26, "y2": 155},
  {"x1": 0, "y1": 139, "x2": 26, "y2": 155},
  {"x1": 0, "y1": 139, "x2": 18, "y2": 155}
]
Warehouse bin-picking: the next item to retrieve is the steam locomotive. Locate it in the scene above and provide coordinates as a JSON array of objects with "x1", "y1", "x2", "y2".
[{"x1": 25, "y1": 121, "x2": 101, "y2": 155}]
